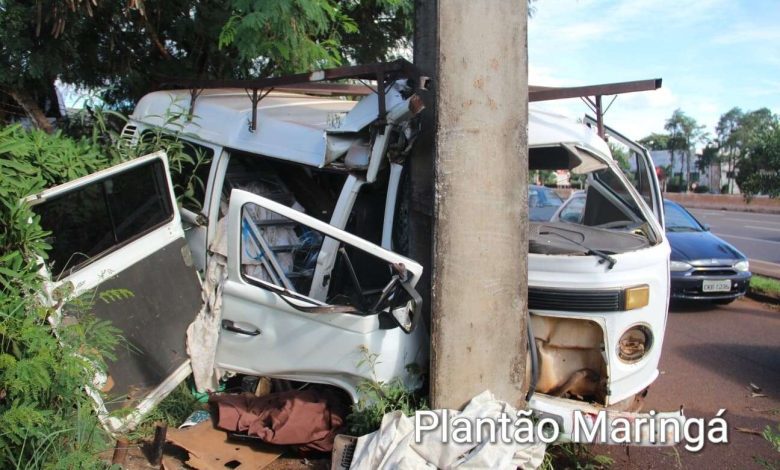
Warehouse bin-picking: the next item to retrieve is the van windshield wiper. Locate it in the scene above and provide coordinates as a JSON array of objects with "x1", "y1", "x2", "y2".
[{"x1": 539, "y1": 229, "x2": 617, "y2": 270}]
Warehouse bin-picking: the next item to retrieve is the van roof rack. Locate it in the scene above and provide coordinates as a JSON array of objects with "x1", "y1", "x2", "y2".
[
  {"x1": 529, "y1": 78, "x2": 662, "y2": 138},
  {"x1": 158, "y1": 59, "x2": 429, "y2": 131}
]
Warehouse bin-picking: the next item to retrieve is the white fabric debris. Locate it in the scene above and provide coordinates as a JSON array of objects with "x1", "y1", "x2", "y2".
[
  {"x1": 186, "y1": 247, "x2": 227, "y2": 392},
  {"x1": 350, "y1": 391, "x2": 547, "y2": 470}
]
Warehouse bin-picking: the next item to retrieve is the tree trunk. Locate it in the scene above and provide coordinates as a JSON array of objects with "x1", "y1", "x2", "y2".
[
  {"x1": 729, "y1": 152, "x2": 735, "y2": 194},
  {"x1": 8, "y1": 88, "x2": 54, "y2": 133}
]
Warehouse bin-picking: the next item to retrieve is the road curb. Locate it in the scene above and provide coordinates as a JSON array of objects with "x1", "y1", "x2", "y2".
[
  {"x1": 746, "y1": 289, "x2": 780, "y2": 305},
  {"x1": 749, "y1": 260, "x2": 780, "y2": 280},
  {"x1": 675, "y1": 203, "x2": 780, "y2": 214}
]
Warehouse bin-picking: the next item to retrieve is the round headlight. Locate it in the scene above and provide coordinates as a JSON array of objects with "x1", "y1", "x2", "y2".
[
  {"x1": 617, "y1": 325, "x2": 653, "y2": 363},
  {"x1": 670, "y1": 261, "x2": 692, "y2": 272},
  {"x1": 734, "y1": 260, "x2": 749, "y2": 272}
]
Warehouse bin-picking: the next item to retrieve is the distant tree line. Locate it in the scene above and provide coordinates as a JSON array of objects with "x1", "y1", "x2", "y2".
[{"x1": 639, "y1": 107, "x2": 779, "y2": 198}]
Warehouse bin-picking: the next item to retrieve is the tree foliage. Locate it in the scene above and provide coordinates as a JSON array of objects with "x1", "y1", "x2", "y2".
[
  {"x1": 638, "y1": 132, "x2": 669, "y2": 151},
  {"x1": 1, "y1": 0, "x2": 413, "y2": 130},
  {"x1": 219, "y1": 0, "x2": 356, "y2": 73},
  {"x1": 0, "y1": 106, "x2": 217, "y2": 466},
  {"x1": 736, "y1": 125, "x2": 780, "y2": 199},
  {"x1": 663, "y1": 108, "x2": 705, "y2": 192},
  {"x1": 715, "y1": 107, "x2": 778, "y2": 194}
]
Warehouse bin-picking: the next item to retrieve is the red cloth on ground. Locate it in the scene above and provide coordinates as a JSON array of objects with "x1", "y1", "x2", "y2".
[{"x1": 211, "y1": 388, "x2": 348, "y2": 452}]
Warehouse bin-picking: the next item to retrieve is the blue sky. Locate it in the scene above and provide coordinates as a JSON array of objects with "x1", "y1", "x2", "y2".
[{"x1": 528, "y1": 0, "x2": 780, "y2": 141}]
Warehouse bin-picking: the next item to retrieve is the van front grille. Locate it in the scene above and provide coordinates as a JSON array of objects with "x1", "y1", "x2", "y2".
[{"x1": 529, "y1": 286, "x2": 623, "y2": 312}]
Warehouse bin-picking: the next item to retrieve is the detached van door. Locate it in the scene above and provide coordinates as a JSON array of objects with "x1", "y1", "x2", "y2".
[
  {"x1": 585, "y1": 116, "x2": 665, "y2": 228},
  {"x1": 215, "y1": 189, "x2": 426, "y2": 397},
  {"x1": 29, "y1": 151, "x2": 202, "y2": 432}
]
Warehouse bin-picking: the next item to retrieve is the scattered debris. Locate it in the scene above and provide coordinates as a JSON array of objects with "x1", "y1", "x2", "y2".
[
  {"x1": 331, "y1": 435, "x2": 357, "y2": 470},
  {"x1": 150, "y1": 423, "x2": 169, "y2": 466},
  {"x1": 736, "y1": 427, "x2": 764, "y2": 436},
  {"x1": 750, "y1": 392, "x2": 768, "y2": 398},
  {"x1": 167, "y1": 418, "x2": 281, "y2": 470},
  {"x1": 181, "y1": 410, "x2": 212, "y2": 428},
  {"x1": 748, "y1": 407, "x2": 780, "y2": 416},
  {"x1": 111, "y1": 438, "x2": 130, "y2": 466},
  {"x1": 749, "y1": 382, "x2": 762, "y2": 393}
]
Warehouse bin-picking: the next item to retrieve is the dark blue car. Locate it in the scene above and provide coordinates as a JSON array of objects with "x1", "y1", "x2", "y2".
[{"x1": 664, "y1": 200, "x2": 751, "y2": 303}]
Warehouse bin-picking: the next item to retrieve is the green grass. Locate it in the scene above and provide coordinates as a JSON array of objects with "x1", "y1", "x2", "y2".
[
  {"x1": 541, "y1": 443, "x2": 614, "y2": 470},
  {"x1": 124, "y1": 380, "x2": 204, "y2": 441},
  {"x1": 750, "y1": 275, "x2": 780, "y2": 297}
]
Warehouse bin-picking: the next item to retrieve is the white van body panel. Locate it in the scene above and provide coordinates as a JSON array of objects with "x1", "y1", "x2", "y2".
[
  {"x1": 216, "y1": 189, "x2": 428, "y2": 400},
  {"x1": 130, "y1": 82, "x2": 412, "y2": 168}
]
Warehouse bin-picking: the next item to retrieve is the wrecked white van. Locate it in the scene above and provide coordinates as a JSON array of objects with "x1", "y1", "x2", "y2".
[
  {"x1": 525, "y1": 113, "x2": 671, "y2": 436},
  {"x1": 31, "y1": 62, "x2": 673, "y2": 437}
]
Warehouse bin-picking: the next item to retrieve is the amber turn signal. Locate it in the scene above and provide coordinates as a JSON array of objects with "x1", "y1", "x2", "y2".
[{"x1": 624, "y1": 285, "x2": 650, "y2": 310}]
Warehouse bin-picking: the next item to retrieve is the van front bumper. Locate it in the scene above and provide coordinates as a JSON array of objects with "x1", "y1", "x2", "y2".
[{"x1": 529, "y1": 393, "x2": 684, "y2": 445}]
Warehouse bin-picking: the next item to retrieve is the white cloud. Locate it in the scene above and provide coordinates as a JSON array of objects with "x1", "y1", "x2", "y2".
[
  {"x1": 528, "y1": 64, "x2": 571, "y2": 87},
  {"x1": 526, "y1": 0, "x2": 747, "y2": 139},
  {"x1": 712, "y1": 25, "x2": 780, "y2": 45},
  {"x1": 529, "y1": 0, "x2": 729, "y2": 55}
]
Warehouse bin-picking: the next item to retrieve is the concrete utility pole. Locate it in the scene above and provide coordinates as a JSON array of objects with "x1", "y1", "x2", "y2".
[{"x1": 430, "y1": 0, "x2": 529, "y2": 409}]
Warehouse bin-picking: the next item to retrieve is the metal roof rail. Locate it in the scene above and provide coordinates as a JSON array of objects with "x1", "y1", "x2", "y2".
[
  {"x1": 158, "y1": 59, "x2": 430, "y2": 132},
  {"x1": 529, "y1": 78, "x2": 662, "y2": 138}
]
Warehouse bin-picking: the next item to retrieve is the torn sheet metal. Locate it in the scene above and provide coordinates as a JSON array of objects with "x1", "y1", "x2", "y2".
[{"x1": 350, "y1": 391, "x2": 547, "y2": 470}]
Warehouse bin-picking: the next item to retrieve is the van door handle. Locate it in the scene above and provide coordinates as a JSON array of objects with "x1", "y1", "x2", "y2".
[{"x1": 221, "y1": 319, "x2": 261, "y2": 336}]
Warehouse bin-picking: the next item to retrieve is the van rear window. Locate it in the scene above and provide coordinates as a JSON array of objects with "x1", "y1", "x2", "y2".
[{"x1": 33, "y1": 159, "x2": 174, "y2": 278}]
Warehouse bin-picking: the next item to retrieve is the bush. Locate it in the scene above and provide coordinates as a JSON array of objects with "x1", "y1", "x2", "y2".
[
  {"x1": 0, "y1": 112, "x2": 208, "y2": 467},
  {"x1": 0, "y1": 124, "x2": 123, "y2": 468}
]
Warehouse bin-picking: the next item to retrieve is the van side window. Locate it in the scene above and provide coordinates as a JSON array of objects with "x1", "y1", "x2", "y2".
[
  {"x1": 240, "y1": 202, "x2": 397, "y2": 313},
  {"x1": 33, "y1": 159, "x2": 174, "y2": 278},
  {"x1": 139, "y1": 132, "x2": 213, "y2": 212}
]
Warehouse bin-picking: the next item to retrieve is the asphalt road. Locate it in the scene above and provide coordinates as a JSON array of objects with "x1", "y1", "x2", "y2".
[
  {"x1": 689, "y1": 208, "x2": 780, "y2": 266},
  {"x1": 598, "y1": 297, "x2": 780, "y2": 469}
]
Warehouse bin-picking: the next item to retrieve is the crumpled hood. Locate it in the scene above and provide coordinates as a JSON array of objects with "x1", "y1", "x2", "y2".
[{"x1": 667, "y1": 231, "x2": 745, "y2": 262}]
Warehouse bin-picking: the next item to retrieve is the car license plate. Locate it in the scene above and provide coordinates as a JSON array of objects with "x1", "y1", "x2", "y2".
[{"x1": 703, "y1": 279, "x2": 731, "y2": 292}]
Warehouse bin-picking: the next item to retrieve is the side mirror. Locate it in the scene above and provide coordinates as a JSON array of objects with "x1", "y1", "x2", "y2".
[
  {"x1": 704, "y1": 224, "x2": 711, "y2": 231},
  {"x1": 374, "y1": 271, "x2": 422, "y2": 334}
]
